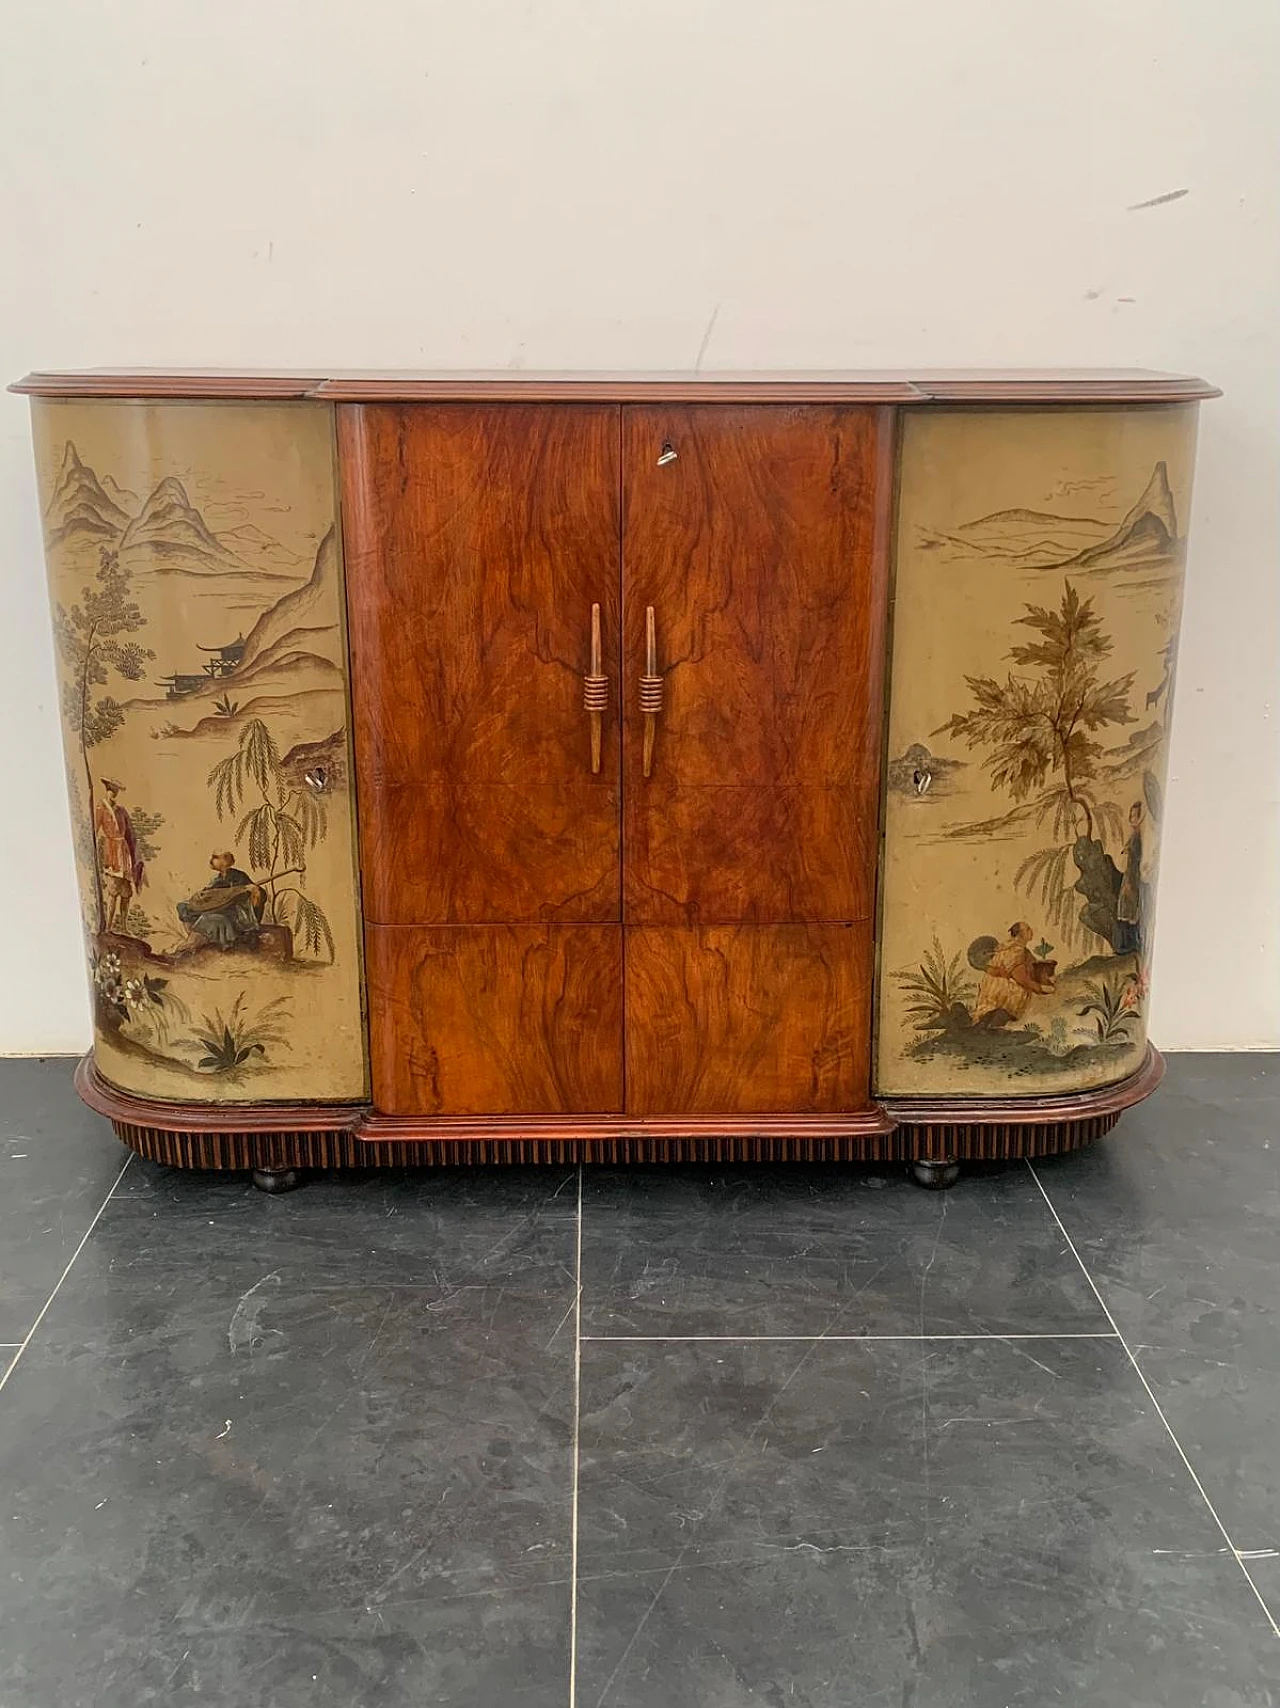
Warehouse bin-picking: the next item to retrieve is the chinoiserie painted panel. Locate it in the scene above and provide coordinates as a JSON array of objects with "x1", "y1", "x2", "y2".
[
  {"x1": 31, "y1": 400, "x2": 367, "y2": 1102},
  {"x1": 876, "y1": 404, "x2": 1198, "y2": 1097}
]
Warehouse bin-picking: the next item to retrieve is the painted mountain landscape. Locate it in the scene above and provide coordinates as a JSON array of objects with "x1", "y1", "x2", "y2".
[
  {"x1": 45, "y1": 440, "x2": 346, "y2": 760},
  {"x1": 915, "y1": 461, "x2": 1184, "y2": 589},
  {"x1": 142, "y1": 528, "x2": 349, "y2": 760},
  {"x1": 45, "y1": 442, "x2": 307, "y2": 579},
  {"x1": 34, "y1": 404, "x2": 367, "y2": 1104}
]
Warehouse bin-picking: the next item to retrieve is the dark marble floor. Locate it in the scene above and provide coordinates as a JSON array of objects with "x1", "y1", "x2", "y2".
[{"x1": 0, "y1": 1056, "x2": 1276, "y2": 1706}]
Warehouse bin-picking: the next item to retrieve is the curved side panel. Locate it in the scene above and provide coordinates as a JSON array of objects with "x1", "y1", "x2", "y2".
[
  {"x1": 31, "y1": 400, "x2": 367, "y2": 1103},
  {"x1": 876, "y1": 404, "x2": 1199, "y2": 1098}
]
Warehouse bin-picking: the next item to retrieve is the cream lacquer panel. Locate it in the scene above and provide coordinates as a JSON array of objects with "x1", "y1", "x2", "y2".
[
  {"x1": 877, "y1": 404, "x2": 1198, "y2": 1097},
  {"x1": 32, "y1": 400, "x2": 367, "y2": 1102}
]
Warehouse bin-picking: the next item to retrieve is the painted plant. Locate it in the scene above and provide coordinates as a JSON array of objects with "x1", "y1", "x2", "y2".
[
  {"x1": 206, "y1": 716, "x2": 335, "y2": 961},
  {"x1": 53, "y1": 545, "x2": 156, "y2": 933},
  {"x1": 32, "y1": 402, "x2": 368, "y2": 1102},
  {"x1": 878, "y1": 410, "x2": 1197, "y2": 1095}
]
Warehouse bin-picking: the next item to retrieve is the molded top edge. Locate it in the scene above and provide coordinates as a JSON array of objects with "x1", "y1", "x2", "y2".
[{"x1": 10, "y1": 367, "x2": 1220, "y2": 403}]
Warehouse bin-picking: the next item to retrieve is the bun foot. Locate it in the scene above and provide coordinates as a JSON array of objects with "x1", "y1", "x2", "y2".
[
  {"x1": 910, "y1": 1159, "x2": 960, "y2": 1191},
  {"x1": 252, "y1": 1168, "x2": 306, "y2": 1195}
]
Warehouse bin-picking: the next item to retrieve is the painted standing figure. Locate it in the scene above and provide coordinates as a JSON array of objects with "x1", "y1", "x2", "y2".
[
  {"x1": 972, "y1": 921, "x2": 1057, "y2": 1028},
  {"x1": 94, "y1": 778, "x2": 145, "y2": 934},
  {"x1": 1114, "y1": 801, "x2": 1146, "y2": 956},
  {"x1": 177, "y1": 851, "x2": 264, "y2": 951}
]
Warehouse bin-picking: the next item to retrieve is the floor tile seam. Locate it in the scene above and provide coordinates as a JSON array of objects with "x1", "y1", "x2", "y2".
[
  {"x1": 0, "y1": 1154, "x2": 133, "y2": 1397},
  {"x1": 101, "y1": 1196, "x2": 582, "y2": 1220},
  {"x1": 569, "y1": 1163, "x2": 584, "y2": 1708},
  {"x1": 57, "y1": 1275, "x2": 576, "y2": 1292},
  {"x1": 577, "y1": 1331, "x2": 1123, "y2": 1343},
  {"x1": 1027, "y1": 1160, "x2": 1280, "y2": 1642}
]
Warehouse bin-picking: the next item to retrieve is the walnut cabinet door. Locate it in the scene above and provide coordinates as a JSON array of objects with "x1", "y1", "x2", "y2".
[
  {"x1": 341, "y1": 403, "x2": 624, "y2": 1115},
  {"x1": 343, "y1": 401, "x2": 891, "y2": 1120},
  {"x1": 620, "y1": 405, "x2": 893, "y2": 1113}
]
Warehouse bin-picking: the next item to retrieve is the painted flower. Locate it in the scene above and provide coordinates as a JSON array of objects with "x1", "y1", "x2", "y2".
[{"x1": 93, "y1": 951, "x2": 122, "y2": 986}]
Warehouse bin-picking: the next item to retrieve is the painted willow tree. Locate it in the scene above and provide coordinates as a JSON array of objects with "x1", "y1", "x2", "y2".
[
  {"x1": 53, "y1": 547, "x2": 153, "y2": 933},
  {"x1": 208, "y1": 717, "x2": 335, "y2": 960},
  {"x1": 935, "y1": 581, "x2": 1135, "y2": 951}
]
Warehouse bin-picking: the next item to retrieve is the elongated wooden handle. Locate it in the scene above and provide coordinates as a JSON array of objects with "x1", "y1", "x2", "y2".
[
  {"x1": 582, "y1": 602, "x2": 608, "y2": 775},
  {"x1": 639, "y1": 605, "x2": 664, "y2": 779}
]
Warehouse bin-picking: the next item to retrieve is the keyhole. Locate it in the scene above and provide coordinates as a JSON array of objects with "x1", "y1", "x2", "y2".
[{"x1": 657, "y1": 442, "x2": 678, "y2": 466}]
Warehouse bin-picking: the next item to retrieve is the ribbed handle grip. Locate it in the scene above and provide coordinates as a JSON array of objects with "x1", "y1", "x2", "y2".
[
  {"x1": 583, "y1": 602, "x2": 608, "y2": 774},
  {"x1": 640, "y1": 605, "x2": 663, "y2": 778}
]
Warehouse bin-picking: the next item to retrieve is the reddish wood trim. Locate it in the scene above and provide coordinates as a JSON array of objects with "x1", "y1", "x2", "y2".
[
  {"x1": 904, "y1": 372, "x2": 1220, "y2": 403},
  {"x1": 11, "y1": 370, "x2": 1219, "y2": 403},
  {"x1": 881, "y1": 1044, "x2": 1165, "y2": 1128},
  {"x1": 12, "y1": 372, "x2": 325, "y2": 399},
  {"x1": 103, "y1": 1109, "x2": 1126, "y2": 1169},
  {"x1": 111, "y1": 1120, "x2": 920, "y2": 1169},
  {"x1": 316, "y1": 376, "x2": 927, "y2": 402},
  {"x1": 74, "y1": 1057, "x2": 365, "y2": 1132},
  {"x1": 355, "y1": 1107, "x2": 897, "y2": 1142},
  {"x1": 78, "y1": 1047, "x2": 1165, "y2": 1170},
  {"x1": 903, "y1": 1113, "x2": 1124, "y2": 1163},
  {"x1": 316, "y1": 372, "x2": 1219, "y2": 404}
]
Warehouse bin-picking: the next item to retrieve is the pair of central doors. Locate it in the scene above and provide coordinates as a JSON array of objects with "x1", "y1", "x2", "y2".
[{"x1": 341, "y1": 401, "x2": 890, "y2": 1118}]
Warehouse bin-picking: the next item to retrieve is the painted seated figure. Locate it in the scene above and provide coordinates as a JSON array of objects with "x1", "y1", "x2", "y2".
[
  {"x1": 177, "y1": 851, "x2": 265, "y2": 952},
  {"x1": 971, "y1": 921, "x2": 1058, "y2": 1029}
]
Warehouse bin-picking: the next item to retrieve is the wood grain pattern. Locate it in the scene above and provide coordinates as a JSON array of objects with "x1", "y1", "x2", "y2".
[
  {"x1": 621, "y1": 404, "x2": 891, "y2": 925},
  {"x1": 340, "y1": 403, "x2": 622, "y2": 924},
  {"x1": 366, "y1": 924, "x2": 624, "y2": 1116},
  {"x1": 11, "y1": 370, "x2": 1220, "y2": 402},
  {"x1": 624, "y1": 924, "x2": 872, "y2": 1114},
  {"x1": 628, "y1": 782, "x2": 879, "y2": 923},
  {"x1": 360, "y1": 784, "x2": 619, "y2": 924}
]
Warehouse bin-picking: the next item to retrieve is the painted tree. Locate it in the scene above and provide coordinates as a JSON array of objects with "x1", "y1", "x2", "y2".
[
  {"x1": 53, "y1": 547, "x2": 154, "y2": 931},
  {"x1": 208, "y1": 717, "x2": 334, "y2": 960},
  {"x1": 938, "y1": 581, "x2": 1134, "y2": 838},
  {"x1": 936, "y1": 581, "x2": 1135, "y2": 949}
]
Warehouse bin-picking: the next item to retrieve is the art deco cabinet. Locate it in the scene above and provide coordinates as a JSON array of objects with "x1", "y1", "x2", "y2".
[{"x1": 13, "y1": 368, "x2": 1215, "y2": 1188}]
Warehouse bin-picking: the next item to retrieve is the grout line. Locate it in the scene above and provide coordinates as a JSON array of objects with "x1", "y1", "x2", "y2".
[
  {"x1": 568, "y1": 1165, "x2": 584, "y2": 1708},
  {"x1": 0, "y1": 1155, "x2": 132, "y2": 1397},
  {"x1": 1028, "y1": 1160, "x2": 1280, "y2": 1641},
  {"x1": 579, "y1": 1331, "x2": 1122, "y2": 1344}
]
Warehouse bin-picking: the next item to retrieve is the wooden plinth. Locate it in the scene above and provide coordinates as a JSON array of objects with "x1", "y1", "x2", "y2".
[{"x1": 76, "y1": 1048, "x2": 1163, "y2": 1172}]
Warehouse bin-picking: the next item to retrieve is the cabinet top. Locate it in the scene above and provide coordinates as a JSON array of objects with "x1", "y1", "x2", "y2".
[{"x1": 9, "y1": 367, "x2": 1219, "y2": 403}]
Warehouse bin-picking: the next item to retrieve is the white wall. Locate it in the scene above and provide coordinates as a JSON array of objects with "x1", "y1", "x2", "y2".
[{"x1": 1, "y1": 0, "x2": 1276, "y2": 1052}]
